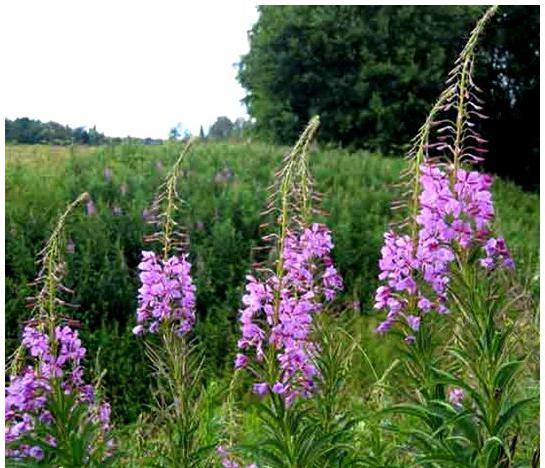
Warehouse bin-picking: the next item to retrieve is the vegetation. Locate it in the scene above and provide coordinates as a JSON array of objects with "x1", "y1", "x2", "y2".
[
  {"x1": 238, "y1": 5, "x2": 539, "y2": 189},
  {"x1": 5, "y1": 6, "x2": 539, "y2": 467},
  {"x1": 5, "y1": 118, "x2": 110, "y2": 146},
  {"x1": 6, "y1": 138, "x2": 538, "y2": 431}
]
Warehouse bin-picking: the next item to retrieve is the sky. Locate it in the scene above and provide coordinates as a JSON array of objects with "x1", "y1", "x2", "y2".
[{"x1": 3, "y1": 1, "x2": 260, "y2": 139}]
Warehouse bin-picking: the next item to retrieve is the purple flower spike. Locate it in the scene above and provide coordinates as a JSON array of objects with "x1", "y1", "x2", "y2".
[
  {"x1": 237, "y1": 223, "x2": 343, "y2": 405},
  {"x1": 6, "y1": 324, "x2": 112, "y2": 461},
  {"x1": 375, "y1": 163, "x2": 514, "y2": 339},
  {"x1": 134, "y1": 251, "x2": 196, "y2": 336}
]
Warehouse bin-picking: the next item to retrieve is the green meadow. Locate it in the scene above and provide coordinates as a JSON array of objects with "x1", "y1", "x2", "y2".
[{"x1": 6, "y1": 141, "x2": 539, "y2": 463}]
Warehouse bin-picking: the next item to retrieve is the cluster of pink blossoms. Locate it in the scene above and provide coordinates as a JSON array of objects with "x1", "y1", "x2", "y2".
[
  {"x1": 6, "y1": 325, "x2": 111, "y2": 461},
  {"x1": 375, "y1": 165, "x2": 513, "y2": 342},
  {"x1": 133, "y1": 251, "x2": 196, "y2": 336},
  {"x1": 236, "y1": 223, "x2": 343, "y2": 405}
]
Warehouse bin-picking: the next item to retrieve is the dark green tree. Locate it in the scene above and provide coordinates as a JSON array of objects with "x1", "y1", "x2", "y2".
[
  {"x1": 6, "y1": 118, "x2": 107, "y2": 145},
  {"x1": 238, "y1": 5, "x2": 539, "y2": 189},
  {"x1": 476, "y1": 6, "x2": 540, "y2": 190},
  {"x1": 208, "y1": 116, "x2": 234, "y2": 139}
]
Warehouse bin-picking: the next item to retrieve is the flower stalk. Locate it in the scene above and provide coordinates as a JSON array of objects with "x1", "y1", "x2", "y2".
[{"x1": 6, "y1": 193, "x2": 113, "y2": 464}]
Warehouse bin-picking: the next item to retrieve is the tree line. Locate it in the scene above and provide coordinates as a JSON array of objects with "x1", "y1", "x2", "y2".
[
  {"x1": 5, "y1": 117, "x2": 111, "y2": 145},
  {"x1": 7, "y1": 115, "x2": 254, "y2": 146}
]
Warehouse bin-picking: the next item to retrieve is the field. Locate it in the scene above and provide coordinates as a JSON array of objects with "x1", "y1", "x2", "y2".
[{"x1": 6, "y1": 141, "x2": 540, "y2": 464}]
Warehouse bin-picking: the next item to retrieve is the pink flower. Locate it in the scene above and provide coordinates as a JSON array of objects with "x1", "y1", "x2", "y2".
[
  {"x1": 237, "y1": 224, "x2": 343, "y2": 404},
  {"x1": 449, "y1": 388, "x2": 465, "y2": 408}
]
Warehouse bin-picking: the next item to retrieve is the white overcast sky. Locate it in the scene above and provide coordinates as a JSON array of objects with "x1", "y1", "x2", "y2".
[{"x1": 3, "y1": 1, "x2": 260, "y2": 139}]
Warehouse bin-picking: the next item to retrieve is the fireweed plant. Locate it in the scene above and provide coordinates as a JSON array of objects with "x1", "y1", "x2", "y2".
[
  {"x1": 5, "y1": 192, "x2": 114, "y2": 466},
  {"x1": 219, "y1": 117, "x2": 356, "y2": 467},
  {"x1": 374, "y1": 6, "x2": 537, "y2": 466},
  {"x1": 131, "y1": 139, "x2": 211, "y2": 467}
]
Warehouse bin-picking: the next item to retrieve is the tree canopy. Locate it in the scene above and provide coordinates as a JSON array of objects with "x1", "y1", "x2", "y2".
[{"x1": 238, "y1": 6, "x2": 539, "y2": 189}]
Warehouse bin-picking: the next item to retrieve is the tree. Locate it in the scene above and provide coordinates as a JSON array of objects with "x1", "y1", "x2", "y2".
[
  {"x1": 208, "y1": 116, "x2": 234, "y2": 140},
  {"x1": 476, "y1": 6, "x2": 539, "y2": 190},
  {"x1": 6, "y1": 118, "x2": 107, "y2": 145},
  {"x1": 169, "y1": 125, "x2": 181, "y2": 141},
  {"x1": 238, "y1": 6, "x2": 539, "y2": 189}
]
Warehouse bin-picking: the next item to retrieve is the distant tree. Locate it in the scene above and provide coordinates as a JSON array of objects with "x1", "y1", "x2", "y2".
[
  {"x1": 231, "y1": 117, "x2": 254, "y2": 139},
  {"x1": 199, "y1": 125, "x2": 206, "y2": 140},
  {"x1": 169, "y1": 125, "x2": 181, "y2": 141},
  {"x1": 87, "y1": 125, "x2": 104, "y2": 145},
  {"x1": 6, "y1": 117, "x2": 43, "y2": 143},
  {"x1": 208, "y1": 116, "x2": 234, "y2": 140},
  {"x1": 6, "y1": 118, "x2": 108, "y2": 145},
  {"x1": 72, "y1": 127, "x2": 90, "y2": 144}
]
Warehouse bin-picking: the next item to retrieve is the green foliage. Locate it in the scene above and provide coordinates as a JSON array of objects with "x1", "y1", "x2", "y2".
[
  {"x1": 247, "y1": 396, "x2": 352, "y2": 467},
  {"x1": 366, "y1": 9, "x2": 540, "y2": 465},
  {"x1": 6, "y1": 380, "x2": 116, "y2": 468},
  {"x1": 208, "y1": 116, "x2": 235, "y2": 140},
  {"x1": 207, "y1": 116, "x2": 253, "y2": 141},
  {"x1": 238, "y1": 5, "x2": 539, "y2": 189},
  {"x1": 5, "y1": 117, "x2": 164, "y2": 146},
  {"x1": 5, "y1": 118, "x2": 108, "y2": 145},
  {"x1": 6, "y1": 142, "x2": 538, "y2": 426},
  {"x1": 383, "y1": 261, "x2": 539, "y2": 467},
  {"x1": 238, "y1": 6, "x2": 481, "y2": 147},
  {"x1": 139, "y1": 333, "x2": 213, "y2": 467}
]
